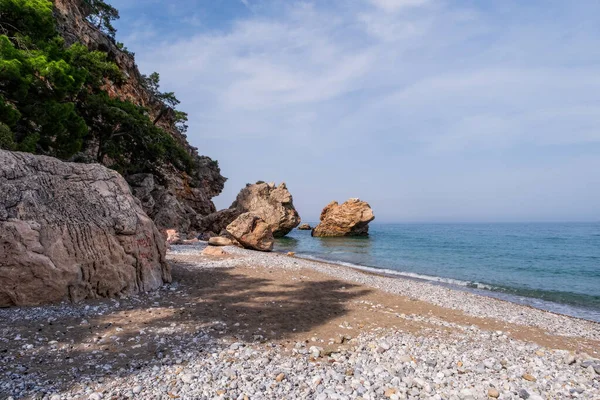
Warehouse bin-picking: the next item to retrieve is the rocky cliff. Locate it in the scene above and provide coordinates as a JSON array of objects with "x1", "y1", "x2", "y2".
[{"x1": 52, "y1": 0, "x2": 226, "y2": 236}]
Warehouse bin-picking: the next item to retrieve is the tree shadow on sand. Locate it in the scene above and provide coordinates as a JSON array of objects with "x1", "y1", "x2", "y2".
[{"x1": 0, "y1": 260, "x2": 371, "y2": 397}]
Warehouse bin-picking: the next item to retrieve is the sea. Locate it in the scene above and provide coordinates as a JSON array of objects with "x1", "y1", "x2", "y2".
[{"x1": 274, "y1": 223, "x2": 600, "y2": 323}]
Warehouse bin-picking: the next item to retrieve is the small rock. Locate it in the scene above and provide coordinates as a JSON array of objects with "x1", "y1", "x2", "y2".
[
  {"x1": 276, "y1": 373, "x2": 285, "y2": 382},
  {"x1": 384, "y1": 388, "x2": 397, "y2": 397},
  {"x1": 309, "y1": 346, "x2": 322, "y2": 358},
  {"x1": 132, "y1": 386, "x2": 142, "y2": 394},
  {"x1": 181, "y1": 373, "x2": 195, "y2": 383},
  {"x1": 522, "y1": 373, "x2": 537, "y2": 382},
  {"x1": 488, "y1": 388, "x2": 500, "y2": 398},
  {"x1": 519, "y1": 389, "x2": 530, "y2": 399},
  {"x1": 398, "y1": 355, "x2": 412, "y2": 363}
]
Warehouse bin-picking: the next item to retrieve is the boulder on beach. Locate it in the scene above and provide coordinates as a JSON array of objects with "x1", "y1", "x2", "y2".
[
  {"x1": 202, "y1": 246, "x2": 228, "y2": 257},
  {"x1": 208, "y1": 236, "x2": 233, "y2": 247},
  {"x1": 231, "y1": 182, "x2": 301, "y2": 237},
  {"x1": 195, "y1": 208, "x2": 242, "y2": 239},
  {"x1": 0, "y1": 150, "x2": 171, "y2": 307},
  {"x1": 298, "y1": 223, "x2": 312, "y2": 230},
  {"x1": 312, "y1": 198, "x2": 375, "y2": 237},
  {"x1": 226, "y1": 212, "x2": 274, "y2": 252}
]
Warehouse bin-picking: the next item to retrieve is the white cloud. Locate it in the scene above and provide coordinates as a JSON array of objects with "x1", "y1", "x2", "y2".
[
  {"x1": 120, "y1": 0, "x2": 600, "y2": 219},
  {"x1": 368, "y1": 0, "x2": 430, "y2": 12},
  {"x1": 129, "y1": 0, "x2": 600, "y2": 150}
]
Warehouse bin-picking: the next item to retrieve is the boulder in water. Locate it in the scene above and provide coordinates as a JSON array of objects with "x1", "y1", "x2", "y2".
[{"x1": 312, "y1": 198, "x2": 375, "y2": 237}]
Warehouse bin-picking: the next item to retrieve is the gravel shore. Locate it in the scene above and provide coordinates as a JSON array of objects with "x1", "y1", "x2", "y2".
[{"x1": 1, "y1": 243, "x2": 598, "y2": 400}]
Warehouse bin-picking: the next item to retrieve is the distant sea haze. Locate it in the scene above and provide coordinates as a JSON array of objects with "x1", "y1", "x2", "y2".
[{"x1": 275, "y1": 223, "x2": 600, "y2": 322}]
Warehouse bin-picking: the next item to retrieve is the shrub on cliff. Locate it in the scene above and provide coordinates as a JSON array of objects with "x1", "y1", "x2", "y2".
[{"x1": 0, "y1": 0, "x2": 194, "y2": 175}]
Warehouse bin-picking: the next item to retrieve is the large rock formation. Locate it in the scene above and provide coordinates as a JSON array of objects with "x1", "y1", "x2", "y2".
[
  {"x1": 0, "y1": 150, "x2": 171, "y2": 307},
  {"x1": 226, "y1": 213, "x2": 274, "y2": 252},
  {"x1": 312, "y1": 198, "x2": 375, "y2": 237},
  {"x1": 230, "y1": 182, "x2": 300, "y2": 237},
  {"x1": 195, "y1": 208, "x2": 242, "y2": 238},
  {"x1": 53, "y1": 0, "x2": 226, "y2": 236}
]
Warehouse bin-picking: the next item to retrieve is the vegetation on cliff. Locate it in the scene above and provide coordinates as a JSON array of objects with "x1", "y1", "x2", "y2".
[{"x1": 0, "y1": 0, "x2": 194, "y2": 176}]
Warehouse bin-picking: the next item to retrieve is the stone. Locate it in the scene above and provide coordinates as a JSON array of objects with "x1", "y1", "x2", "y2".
[
  {"x1": 384, "y1": 388, "x2": 397, "y2": 397},
  {"x1": 132, "y1": 386, "x2": 143, "y2": 394},
  {"x1": 0, "y1": 150, "x2": 170, "y2": 307},
  {"x1": 166, "y1": 229, "x2": 182, "y2": 245},
  {"x1": 202, "y1": 246, "x2": 228, "y2": 257},
  {"x1": 312, "y1": 198, "x2": 375, "y2": 237},
  {"x1": 181, "y1": 374, "x2": 195, "y2": 383},
  {"x1": 298, "y1": 223, "x2": 312, "y2": 230},
  {"x1": 522, "y1": 373, "x2": 537, "y2": 382},
  {"x1": 518, "y1": 389, "x2": 530, "y2": 399},
  {"x1": 226, "y1": 213, "x2": 274, "y2": 252},
  {"x1": 275, "y1": 373, "x2": 285, "y2": 382},
  {"x1": 208, "y1": 237, "x2": 233, "y2": 247},
  {"x1": 287, "y1": 252, "x2": 295, "y2": 257},
  {"x1": 309, "y1": 346, "x2": 322, "y2": 358},
  {"x1": 564, "y1": 353, "x2": 576, "y2": 365},
  {"x1": 231, "y1": 182, "x2": 301, "y2": 237},
  {"x1": 196, "y1": 209, "x2": 242, "y2": 239},
  {"x1": 398, "y1": 355, "x2": 412, "y2": 363},
  {"x1": 488, "y1": 388, "x2": 500, "y2": 398}
]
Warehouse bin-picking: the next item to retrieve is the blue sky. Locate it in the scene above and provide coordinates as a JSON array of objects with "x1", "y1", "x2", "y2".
[{"x1": 110, "y1": 0, "x2": 600, "y2": 222}]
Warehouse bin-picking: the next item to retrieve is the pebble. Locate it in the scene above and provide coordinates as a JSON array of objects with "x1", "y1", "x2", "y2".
[
  {"x1": 180, "y1": 373, "x2": 195, "y2": 383},
  {"x1": 488, "y1": 387, "x2": 500, "y2": 398},
  {"x1": 522, "y1": 373, "x2": 537, "y2": 382}
]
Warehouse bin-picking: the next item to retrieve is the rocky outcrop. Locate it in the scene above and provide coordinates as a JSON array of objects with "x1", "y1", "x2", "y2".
[
  {"x1": 312, "y1": 198, "x2": 375, "y2": 237},
  {"x1": 231, "y1": 182, "x2": 300, "y2": 237},
  {"x1": 53, "y1": 0, "x2": 226, "y2": 236},
  {"x1": 298, "y1": 223, "x2": 312, "y2": 230},
  {"x1": 0, "y1": 150, "x2": 171, "y2": 307},
  {"x1": 195, "y1": 209, "x2": 242, "y2": 238},
  {"x1": 226, "y1": 213, "x2": 274, "y2": 252}
]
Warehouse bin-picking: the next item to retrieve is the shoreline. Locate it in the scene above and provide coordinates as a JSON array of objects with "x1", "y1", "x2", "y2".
[
  {"x1": 273, "y1": 249, "x2": 600, "y2": 326},
  {"x1": 1, "y1": 242, "x2": 598, "y2": 399},
  {"x1": 190, "y1": 244, "x2": 600, "y2": 342}
]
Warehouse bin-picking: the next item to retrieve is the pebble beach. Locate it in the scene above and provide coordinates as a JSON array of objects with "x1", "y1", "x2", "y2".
[{"x1": 1, "y1": 243, "x2": 599, "y2": 400}]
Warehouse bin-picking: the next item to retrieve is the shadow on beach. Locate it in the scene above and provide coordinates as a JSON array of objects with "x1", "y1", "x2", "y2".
[{"x1": 0, "y1": 260, "x2": 371, "y2": 397}]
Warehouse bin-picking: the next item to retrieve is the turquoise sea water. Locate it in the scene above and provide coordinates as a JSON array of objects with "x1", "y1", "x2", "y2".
[{"x1": 274, "y1": 223, "x2": 600, "y2": 322}]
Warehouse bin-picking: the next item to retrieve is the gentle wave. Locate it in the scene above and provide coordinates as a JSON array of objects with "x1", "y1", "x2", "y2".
[
  {"x1": 291, "y1": 252, "x2": 600, "y2": 323},
  {"x1": 297, "y1": 253, "x2": 495, "y2": 289}
]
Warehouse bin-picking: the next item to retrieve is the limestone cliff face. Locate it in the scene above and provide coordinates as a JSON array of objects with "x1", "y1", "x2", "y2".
[{"x1": 53, "y1": 0, "x2": 226, "y2": 235}]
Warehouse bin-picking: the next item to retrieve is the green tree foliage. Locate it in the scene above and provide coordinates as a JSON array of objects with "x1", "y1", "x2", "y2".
[
  {"x1": 83, "y1": 0, "x2": 119, "y2": 38},
  {"x1": 142, "y1": 72, "x2": 180, "y2": 108},
  {"x1": 0, "y1": 0, "x2": 194, "y2": 176}
]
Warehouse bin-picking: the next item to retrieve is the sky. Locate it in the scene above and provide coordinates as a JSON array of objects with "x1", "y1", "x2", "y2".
[{"x1": 109, "y1": 0, "x2": 600, "y2": 223}]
